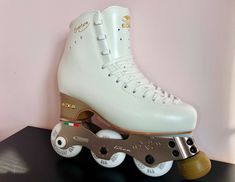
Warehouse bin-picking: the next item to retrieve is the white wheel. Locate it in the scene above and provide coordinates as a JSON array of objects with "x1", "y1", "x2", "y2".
[
  {"x1": 133, "y1": 158, "x2": 173, "y2": 177},
  {"x1": 51, "y1": 122, "x2": 82, "y2": 158},
  {"x1": 91, "y1": 129, "x2": 126, "y2": 168}
]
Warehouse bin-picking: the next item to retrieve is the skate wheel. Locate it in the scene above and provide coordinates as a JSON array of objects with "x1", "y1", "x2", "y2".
[
  {"x1": 177, "y1": 151, "x2": 211, "y2": 180},
  {"x1": 133, "y1": 158, "x2": 173, "y2": 177},
  {"x1": 91, "y1": 129, "x2": 126, "y2": 168},
  {"x1": 51, "y1": 122, "x2": 82, "y2": 158}
]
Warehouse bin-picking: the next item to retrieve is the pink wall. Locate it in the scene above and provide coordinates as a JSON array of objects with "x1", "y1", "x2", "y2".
[{"x1": 1, "y1": 0, "x2": 235, "y2": 164}]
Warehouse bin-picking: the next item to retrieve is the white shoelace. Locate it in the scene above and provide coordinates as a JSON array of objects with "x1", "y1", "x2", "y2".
[{"x1": 102, "y1": 56, "x2": 181, "y2": 104}]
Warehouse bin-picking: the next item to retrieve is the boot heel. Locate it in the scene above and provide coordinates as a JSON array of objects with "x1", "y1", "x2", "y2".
[{"x1": 60, "y1": 93, "x2": 94, "y2": 121}]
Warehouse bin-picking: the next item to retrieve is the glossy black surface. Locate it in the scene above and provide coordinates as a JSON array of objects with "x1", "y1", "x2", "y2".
[{"x1": 0, "y1": 126, "x2": 234, "y2": 182}]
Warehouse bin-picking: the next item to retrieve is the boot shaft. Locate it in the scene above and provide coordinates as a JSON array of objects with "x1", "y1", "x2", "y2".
[
  {"x1": 101, "y1": 6, "x2": 131, "y2": 59},
  {"x1": 62, "y1": 6, "x2": 131, "y2": 67},
  {"x1": 58, "y1": 6, "x2": 132, "y2": 95}
]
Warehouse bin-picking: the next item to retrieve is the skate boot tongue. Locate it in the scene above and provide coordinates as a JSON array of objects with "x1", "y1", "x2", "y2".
[{"x1": 102, "y1": 6, "x2": 131, "y2": 61}]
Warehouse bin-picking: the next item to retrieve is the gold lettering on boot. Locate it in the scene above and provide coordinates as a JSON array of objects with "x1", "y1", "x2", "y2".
[
  {"x1": 62, "y1": 102, "x2": 77, "y2": 109},
  {"x1": 122, "y1": 16, "x2": 130, "y2": 28},
  {"x1": 74, "y1": 21, "x2": 90, "y2": 33}
]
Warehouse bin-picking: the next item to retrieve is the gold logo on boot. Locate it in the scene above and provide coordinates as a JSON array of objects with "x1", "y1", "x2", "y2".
[
  {"x1": 62, "y1": 102, "x2": 77, "y2": 109},
  {"x1": 122, "y1": 16, "x2": 130, "y2": 28},
  {"x1": 74, "y1": 21, "x2": 90, "y2": 33}
]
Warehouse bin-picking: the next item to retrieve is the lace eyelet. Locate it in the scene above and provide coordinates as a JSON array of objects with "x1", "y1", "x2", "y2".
[
  {"x1": 124, "y1": 85, "x2": 127, "y2": 88},
  {"x1": 132, "y1": 90, "x2": 136, "y2": 94},
  {"x1": 108, "y1": 74, "x2": 111, "y2": 77},
  {"x1": 142, "y1": 95, "x2": 146, "y2": 98},
  {"x1": 116, "y1": 80, "x2": 119, "y2": 83},
  {"x1": 101, "y1": 66, "x2": 104, "y2": 70}
]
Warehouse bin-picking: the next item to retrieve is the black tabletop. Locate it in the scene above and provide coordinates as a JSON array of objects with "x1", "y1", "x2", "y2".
[{"x1": 0, "y1": 126, "x2": 234, "y2": 182}]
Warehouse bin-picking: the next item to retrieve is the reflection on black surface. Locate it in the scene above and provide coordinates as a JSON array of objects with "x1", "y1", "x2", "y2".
[
  {"x1": 57, "y1": 158, "x2": 84, "y2": 181},
  {"x1": 95, "y1": 170, "x2": 126, "y2": 182},
  {"x1": 0, "y1": 148, "x2": 29, "y2": 174},
  {"x1": 57, "y1": 157, "x2": 126, "y2": 182}
]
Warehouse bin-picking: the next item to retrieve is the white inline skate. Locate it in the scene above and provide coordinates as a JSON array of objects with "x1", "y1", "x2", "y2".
[{"x1": 51, "y1": 6, "x2": 211, "y2": 180}]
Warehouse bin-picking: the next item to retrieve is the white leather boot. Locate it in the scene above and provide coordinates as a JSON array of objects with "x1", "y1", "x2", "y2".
[
  {"x1": 58, "y1": 6, "x2": 197, "y2": 134},
  {"x1": 51, "y1": 6, "x2": 211, "y2": 179}
]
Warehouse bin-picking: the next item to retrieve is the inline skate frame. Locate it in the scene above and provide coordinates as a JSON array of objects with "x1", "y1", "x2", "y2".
[{"x1": 51, "y1": 6, "x2": 211, "y2": 180}]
